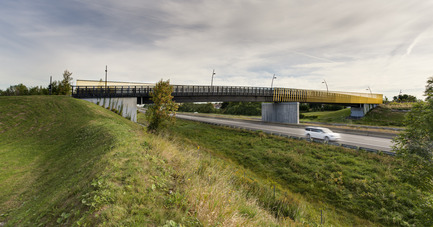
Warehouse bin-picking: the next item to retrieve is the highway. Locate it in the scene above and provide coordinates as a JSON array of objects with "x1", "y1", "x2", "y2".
[{"x1": 176, "y1": 114, "x2": 394, "y2": 152}]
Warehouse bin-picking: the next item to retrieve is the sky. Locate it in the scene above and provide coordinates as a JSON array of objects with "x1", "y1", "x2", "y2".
[{"x1": 1, "y1": 0, "x2": 433, "y2": 99}]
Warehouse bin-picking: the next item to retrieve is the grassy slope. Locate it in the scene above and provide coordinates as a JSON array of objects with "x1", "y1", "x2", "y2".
[
  {"x1": 0, "y1": 96, "x2": 288, "y2": 226},
  {"x1": 163, "y1": 118, "x2": 431, "y2": 226},
  {"x1": 301, "y1": 104, "x2": 407, "y2": 127}
]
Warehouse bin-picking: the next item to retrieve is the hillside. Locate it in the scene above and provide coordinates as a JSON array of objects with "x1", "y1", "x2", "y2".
[
  {"x1": 301, "y1": 103, "x2": 409, "y2": 127},
  {"x1": 0, "y1": 96, "x2": 288, "y2": 226},
  {"x1": 2, "y1": 96, "x2": 429, "y2": 226}
]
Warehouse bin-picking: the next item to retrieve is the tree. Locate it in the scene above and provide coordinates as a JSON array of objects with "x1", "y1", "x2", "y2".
[
  {"x1": 2, "y1": 84, "x2": 29, "y2": 96},
  {"x1": 223, "y1": 102, "x2": 261, "y2": 116},
  {"x1": 393, "y1": 80, "x2": 433, "y2": 191},
  {"x1": 145, "y1": 79, "x2": 178, "y2": 132},
  {"x1": 425, "y1": 76, "x2": 433, "y2": 100},
  {"x1": 58, "y1": 70, "x2": 73, "y2": 95},
  {"x1": 392, "y1": 94, "x2": 417, "y2": 103}
]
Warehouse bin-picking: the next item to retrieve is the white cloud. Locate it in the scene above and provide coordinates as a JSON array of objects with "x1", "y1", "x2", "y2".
[{"x1": 1, "y1": 0, "x2": 433, "y2": 99}]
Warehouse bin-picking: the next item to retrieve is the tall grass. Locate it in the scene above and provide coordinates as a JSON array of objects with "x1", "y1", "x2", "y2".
[
  {"x1": 1, "y1": 96, "x2": 296, "y2": 226},
  {"x1": 162, "y1": 118, "x2": 432, "y2": 226}
]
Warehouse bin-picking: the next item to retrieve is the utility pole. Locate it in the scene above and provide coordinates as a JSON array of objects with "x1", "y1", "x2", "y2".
[
  {"x1": 271, "y1": 74, "x2": 277, "y2": 88},
  {"x1": 105, "y1": 65, "x2": 108, "y2": 89}
]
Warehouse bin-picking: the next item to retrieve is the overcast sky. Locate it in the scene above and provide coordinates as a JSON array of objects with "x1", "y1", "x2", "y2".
[{"x1": 1, "y1": 0, "x2": 433, "y2": 99}]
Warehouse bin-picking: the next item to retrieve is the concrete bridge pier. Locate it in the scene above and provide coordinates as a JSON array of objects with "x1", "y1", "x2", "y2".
[
  {"x1": 262, "y1": 102, "x2": 299, "y2": 124},
  {"x1": 350, "y1": 104, "x2": 377, "y2": 118}
]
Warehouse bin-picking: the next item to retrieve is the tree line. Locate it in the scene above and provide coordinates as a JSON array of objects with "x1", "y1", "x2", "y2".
[{"x1": 0, "y1": 70, "x2": 73, "y2": 96}]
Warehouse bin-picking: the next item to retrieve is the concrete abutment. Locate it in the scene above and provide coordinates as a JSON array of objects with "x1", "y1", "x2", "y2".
[{"x1": 82, "y1": 97, "x2": 137, "y2": 122}]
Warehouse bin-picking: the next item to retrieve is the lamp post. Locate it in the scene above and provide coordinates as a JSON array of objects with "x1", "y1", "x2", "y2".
[
  {"x1": 322, "y1": 79, "x2": 328, "y2": 93},
  {"x1": 105, "y1": 65, "x2": 108, "y2": 90},
  {"x1": 211, "y1": 69, "x2": 216, "y2": 87},
  {"x1": 366, "y1": 86, "x2": 372, "y2": 94},
  {"x1": 271, "y1": 74, "x2": 277, "y2": 88}
]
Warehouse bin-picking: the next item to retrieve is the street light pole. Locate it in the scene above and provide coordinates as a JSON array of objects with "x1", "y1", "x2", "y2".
[
  {"x1": 366, "y1": 86, "x2": 372, "y2": 94},
  {"x1": 211, "y1": 69, "x2": 215, "y2": 87},
  {"x1": 322, "y1": 79, "x2": 328, "y2": 93},
  {"x1": 210, "y1": 69, "x2": 216, "y2": 93},
  {"x1": 105, "y1": 65, "x2": 108, "y2": 89},
  {"x1": 271, "y1": 74, "x2": 277, "y2": 88}
]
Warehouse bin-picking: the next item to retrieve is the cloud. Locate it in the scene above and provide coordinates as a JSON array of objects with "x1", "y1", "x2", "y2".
[{"x1": 1, "y1": 0, "x2": 433, "y2": 99}]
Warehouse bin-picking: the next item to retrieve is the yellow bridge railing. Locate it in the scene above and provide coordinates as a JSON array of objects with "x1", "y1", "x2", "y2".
[{"x1": 273, "y1": 88, "x2": 382, "y2": 104}]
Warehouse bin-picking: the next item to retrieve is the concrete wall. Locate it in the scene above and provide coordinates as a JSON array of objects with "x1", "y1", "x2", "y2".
[
  {"x1": 350, "y1": 104, "x2": 377, "y2": 118},
  {"x1": 82, "y1": 97, "x2": 137, "y2": 122},
  {"x1": 262, "y1": 102, "x2": 299, "y2": 124}
]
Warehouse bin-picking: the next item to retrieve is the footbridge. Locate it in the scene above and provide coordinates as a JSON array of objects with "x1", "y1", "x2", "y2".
[{"x1": 72, "y1": 84, "x2": 382, "y2": 123}]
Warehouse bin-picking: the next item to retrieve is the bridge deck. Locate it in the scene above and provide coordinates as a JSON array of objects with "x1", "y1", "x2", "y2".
[{"x1": 72, "y1": 85, "x2": 382, "y2": 105}]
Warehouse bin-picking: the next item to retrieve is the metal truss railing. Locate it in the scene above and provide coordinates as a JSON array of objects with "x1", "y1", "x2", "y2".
[
  {"x1": 72, "y1": 85, "x2": 382, "y2": 104},
  {"x1": 272, "y1": 88, "x2": 382, "y2": 104}
]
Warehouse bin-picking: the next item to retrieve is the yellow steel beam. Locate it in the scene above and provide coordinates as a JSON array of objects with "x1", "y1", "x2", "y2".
[{"x1": 273, "y1": 88, "x2": 382, "y2": 104}]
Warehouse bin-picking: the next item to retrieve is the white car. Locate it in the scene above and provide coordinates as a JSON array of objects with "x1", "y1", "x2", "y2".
[{"x1": 305, "y1": 126, "x2": 341, "y2": 142}]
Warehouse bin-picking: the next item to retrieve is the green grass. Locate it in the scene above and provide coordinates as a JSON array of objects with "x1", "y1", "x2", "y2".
[
  {"x1": 301, "y1": 104, "x2": 408, "y2": 127},
  {"x1": 355, "y1": 105, "x2": 408, "y2": 127},
  {"x1": 2, "y1": 96, "x2": 425, "y2": 226},
  {"x1": 0, "y1": 96, "x2": 291, "y2": 226},
  {"x1": 163, "y1": 118, "x2": 432, "y2": 226},
  {"x1": 0, "y1": 96, "x2": 196, "y2": 225},
  {"x1": 301, "y1": 108, "x2": 352, "y2": 123}
]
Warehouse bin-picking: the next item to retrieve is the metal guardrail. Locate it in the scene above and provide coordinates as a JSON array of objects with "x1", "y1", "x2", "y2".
[{"x1": 72, "y1": 85, "x2": 382, "y2": 104}]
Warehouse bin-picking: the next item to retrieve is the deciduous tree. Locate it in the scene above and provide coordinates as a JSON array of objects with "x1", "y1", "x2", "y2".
[
  {"x1": 425, "y1": 76, "x2": 433, "y2": 100},
  {"x1": 145, "y1": 79, "x2": 178, "y2": 132},
  {"x1": 393, "y1": 78, "x2": 433, "y2": 191},
  {"x1": 58, "y1": 70, "x2": 73, "y2": 95}
]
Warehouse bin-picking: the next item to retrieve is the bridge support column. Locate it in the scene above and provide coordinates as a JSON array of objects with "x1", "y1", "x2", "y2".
[
  {"x1": 82, "y1": 97, "x2": 137, "y2": 122},
  {"x1": 350, "y1": 104, "x2": 377, "y2": 118},
  {"x1": 262, "y1": 102, "x2": 299, "y2": 124}
]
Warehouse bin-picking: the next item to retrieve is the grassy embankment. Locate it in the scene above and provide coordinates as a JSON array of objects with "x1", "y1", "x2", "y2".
[
  {"x1": 158, "y1": 117, "x2": 432, "y2": 226},
  {"x1": 301, "y1": 103, "x2": 411, "y2": 127},
  {"x1": 2, "y1": 96, "x2": 428, "y2": 226},
  {"x1": 0, "y1": 96, "x2": 287, "y2": 226}
]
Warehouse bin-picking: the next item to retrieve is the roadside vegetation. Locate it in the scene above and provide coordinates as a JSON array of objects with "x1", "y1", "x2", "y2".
[
  {"x1": 300, "y1": 104, "x2": 410, "y2": 127},
  {"x1": 179, "y1": 101, "x2": 262, "y2": 116},
  {"x1": 157, "y1": 117, "x2": 432, "y2": 226}
]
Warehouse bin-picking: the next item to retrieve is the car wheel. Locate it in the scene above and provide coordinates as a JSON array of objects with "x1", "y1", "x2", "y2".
[
  {"x1": 306, "y1": 134, "x2": 311, "y2": 140},
  {"x1": 324, "y1": 136, "x2": 329, "y2": 143}
]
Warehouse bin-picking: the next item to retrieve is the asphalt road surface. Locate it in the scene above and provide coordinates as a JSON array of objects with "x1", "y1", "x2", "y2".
[{"x1": 177, "y1": 114, "x2": 394, "y2": 152}]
